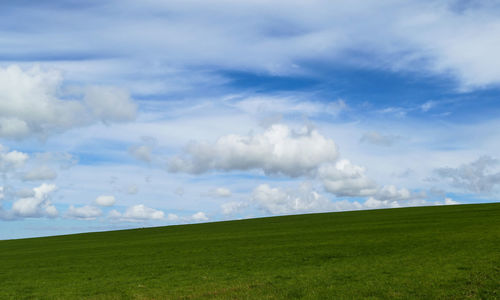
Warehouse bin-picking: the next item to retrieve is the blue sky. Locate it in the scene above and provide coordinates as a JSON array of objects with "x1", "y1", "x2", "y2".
[{"x1": 1, "y1": 0, "x2": 500, "y2": 239}]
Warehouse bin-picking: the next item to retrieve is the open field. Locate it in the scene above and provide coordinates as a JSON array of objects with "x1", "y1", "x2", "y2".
[{"x1": 1, "y1": 203, "x2": 499, "y2": 299}]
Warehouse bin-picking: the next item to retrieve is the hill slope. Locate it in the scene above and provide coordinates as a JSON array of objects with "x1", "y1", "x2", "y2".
[{"x1": 1, "y1": 203, "x2": 499, "y2": 299}]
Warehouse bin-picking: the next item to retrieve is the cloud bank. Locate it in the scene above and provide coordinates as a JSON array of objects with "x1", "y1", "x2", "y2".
[
  {"x1": 435, "y1": 156, "x2": 500, "y2": 193},
  {"x1": 0, "y1": 65, "x2": 137, "y2": 139},
  {"x1": 168, "y1": 124, "x2": 338, "y2": 176}
]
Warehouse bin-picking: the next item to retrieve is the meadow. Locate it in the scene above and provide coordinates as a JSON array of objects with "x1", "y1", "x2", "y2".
[{"x1": 0, "y1": 203, "x2": 499, "y2": 299}]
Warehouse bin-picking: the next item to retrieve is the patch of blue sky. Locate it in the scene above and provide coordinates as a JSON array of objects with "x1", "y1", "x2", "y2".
[
  {"x1": 222, "y1": 70, "x2": 321, "y2": 93},
  {"x1": 70, "y1": 141, "x2": 135, "y2": 166},
  {"x1": 221, "y1": 64, "x2": 500, "y2": 123},
  {"x1": 76, "y1": 152, "x2": 132, "y2": 166}
]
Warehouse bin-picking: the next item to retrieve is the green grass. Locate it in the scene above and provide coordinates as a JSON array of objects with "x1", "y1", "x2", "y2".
[{"x1": 1, "y1": 203, "x2": 499, "y2": 299}]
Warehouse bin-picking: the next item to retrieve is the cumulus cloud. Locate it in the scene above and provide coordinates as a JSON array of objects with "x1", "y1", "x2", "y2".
[
  {"x1": 66, "y1": 205, "x2": 102, "y2": 220},
  {"x1": 167, "y1": 213, "x2": 180, "y2": 222},
  {"x1": 94, "y1": 195, "x2": 116, "y2": 207},
  {"x1": 14, "y1": 188, "x2": 35, "y2": 198},
  {"x1": 361, "y1": 197, "x2": 430, "y2": 210},
  {"x1": 375, "y1": 185, "x2": 414, "y2": 201},
  {"x1": 0, "y1": 65, "x2": 137, "y2": 139},
  {"x1": 168, "y1": 124, "x2": 338, "y2": 177},
  {"x1": 211, "y1": 187, "x2": 232, "y2": 198},
  {"x1": 318, "y1": 160, "x2": 378, "y2": 197},
  {"x1": 83, "y1": 86, "x2": 137, "y2": 122},
  {"x1": 444, "y1": 197, "x2": 459, "y2": 205},
  {"x1": 109, "y1": 204, "x2": 164, "y2": 222},
  {"x1": 363, "y1": 197, "x2": 402, "y2": 209},
  {"x1": 435, "y1": 155, "x2": 500, "y2": 193},
  {"x1": 10, "y1": 183, "x2": 58, "y2": 218},
  {"x1": 164, "y1": 212, "x2": 209, "y2": 223},
  {"x1": 190, "y1": 212, "x2": 209, "y2": 222},
  {"x1": 252, "y1": 183, "x2": 341, "y2": 215},
  {"x1": 318, "y1": 160, "x2": 425, "y2": 201},
  {"x1": 129, "y1": 145, "x2": 153, "y2": 163},
  {"x1": 0, "y1": 146, "x2": 29, "y2": 172},
  {"x1": 129, "y1": 136, "x2": 159, "y2": 163},
  {"x1": 168, "y1": 125, "x2": 418, "y2": 202},
  {"x1": 22, "y1": 166, "x2": 58, "y2": 181},
  {"x1": 360, "y1": 131, "x2": 399, "y2": 147},
  {"x1": 221, "y1": 201, "x2": 248, "y2": 215},
  {"x1": 252, "y1": 182, "x2": 437, "y2": 216}
]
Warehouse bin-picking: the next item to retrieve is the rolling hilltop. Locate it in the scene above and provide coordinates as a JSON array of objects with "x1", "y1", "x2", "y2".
[{"x1": 1, "y1": 203, "x2": 499, "y2": 299}]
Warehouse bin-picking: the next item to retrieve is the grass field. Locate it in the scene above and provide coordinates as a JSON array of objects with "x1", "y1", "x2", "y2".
[{"x1": 1, "y1": 203, "x2": 499, "y2": 299}]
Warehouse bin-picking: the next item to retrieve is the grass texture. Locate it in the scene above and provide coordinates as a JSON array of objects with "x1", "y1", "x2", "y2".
[{"x1": 1, "y1": 203, "x2": 499, "y2": 299}]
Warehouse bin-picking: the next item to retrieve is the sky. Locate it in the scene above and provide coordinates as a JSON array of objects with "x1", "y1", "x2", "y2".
[{"x1": 1, "y1": 0, "x2": 500, "y2": 239}]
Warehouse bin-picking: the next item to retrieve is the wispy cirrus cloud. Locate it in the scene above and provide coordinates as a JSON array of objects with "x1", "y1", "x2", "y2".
[{"x1": 3, "y1": 1, "x2": 500, "y2": 91}]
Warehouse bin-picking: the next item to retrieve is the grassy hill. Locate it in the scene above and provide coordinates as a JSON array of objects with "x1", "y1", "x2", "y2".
[{"x1": 1, "y1": 203, "x2": 499, "y2": 299}]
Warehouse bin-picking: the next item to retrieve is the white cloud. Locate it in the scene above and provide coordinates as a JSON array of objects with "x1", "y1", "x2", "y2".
[
  {"x1": 221, "y1": 201, "x2": 248, "y2": 215},
  {"x1": 129, "y1": 145, "x2": 153, "y2": 163},
  {"x1": 233, "y1": 96, "x2": 322, "y2": 116},
  {"x1": 0, "y1": 147, "x2": 29, "y2": 171},
  {"x1": 375, "y1": 185, "x2": 412, "y2": 201},
  {"x1": 251, "y1": 181, "x2": 441, "y2": 216},
  {"x1": 318, "y1": 160, "x2": 378, "y2": 197},
  {"x1": 252, "y1": 183, "x2": 337, "y2": 215},
  {"x1": 190, "y1": 211, "x2": 209, "y2": 222},
  {"x1": 435, "y1": 155, "x2": 500, "y2": 193},
  {"x1": 363, "y1": 197, "x2": 401, "y2": 209},
  {"x1": 15, "y1": 188, "x2": 35, "y2": 198},
  {"x1": 3, "y1": 1, "x2": 500, "y2": 90},
  {"x1": 251, "y1": 183, "x2": 403, "y2": 214},
  {"x1": 326, "y1": 99, "x2": 348, "y2": 117},
  {"x1": 421, "y1": 100, "x2": 437, "y2": 112},
  {"x1": 0, "y1": 65, "x2": 137, "y2": 139},
  {"x1": 94, "y1": 195, "x2": 116, "y2": 207},
  {"x1": 167, "y1": 213, "x2": 180, "y2": 222},
  {"x1": 128, "y1": 136, "x2": 159, "y2": 163},
  {"x1": 84, "y1": 86, "x2": 137, "y2": 122},
  {"x1": 318, "y1": 159, "x2": 425, "y2": 201},
  {"x1": 168, "y1": 124, "x2": 338, "y2": 177},
  {"x1": 232, "y1": 96, "x2": 347, "y2": 117},
  {"x1": 11, "y1": 183, "x2": 58, "y2": 218},
  {"x1": 212, "y1": 187, "x2": 232, "y2": 198},
  {"x1": 167, "y1": 124, "x2": 419, "y2": 202},
  {"x1": 22, "y1": 166, "x2": 58, "y2": 181},
  {"x1": 444, "y1": 197, "x2": 460, "y2": 205},
  {"x1": 377, "y1": 107, "x2": 408, "y2": 118},
  {"x1": 109, "y1": 204, "x2": 164, "y2": 222},
  {"x1": 66, "y1": 205, "x2": 102, "y2": 220}
]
